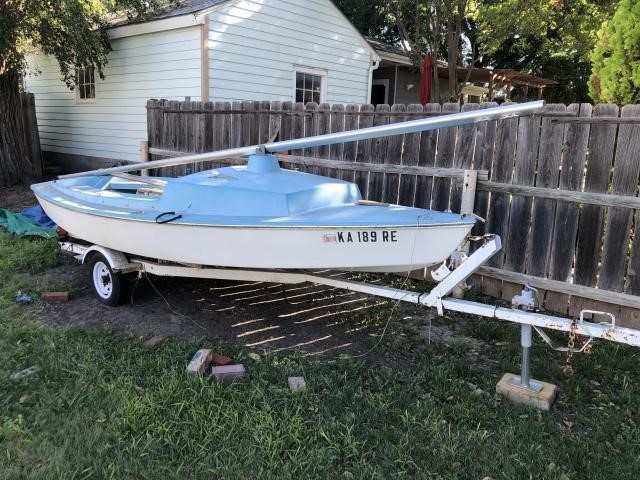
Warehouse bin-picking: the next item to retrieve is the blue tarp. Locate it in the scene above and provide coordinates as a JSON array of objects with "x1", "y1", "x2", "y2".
[
  {"x1": 21, "y1": 205, "x2": 55, "y2": 228},
  {"x1": 0, "y1": 206, "x2": 57, "y2": 238}
]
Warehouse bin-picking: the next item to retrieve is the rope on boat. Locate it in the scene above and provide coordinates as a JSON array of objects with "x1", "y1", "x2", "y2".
[{"x1": 155, "y1": 211, "x2": 183, "y2": 224}]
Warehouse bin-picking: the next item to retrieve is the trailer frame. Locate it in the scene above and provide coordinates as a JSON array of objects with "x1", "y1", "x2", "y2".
[{"x1": 60, "y1": 235, "x2": 640, "y2": 401}]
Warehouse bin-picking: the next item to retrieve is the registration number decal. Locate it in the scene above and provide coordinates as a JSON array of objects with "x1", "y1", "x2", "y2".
[{"x1": 323, "y1": 231, "x2": 398, "y2": 244}]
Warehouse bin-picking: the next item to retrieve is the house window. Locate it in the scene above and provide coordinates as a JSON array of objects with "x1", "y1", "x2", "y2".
[
  {"x1": 294, "y1": 67, "x2": 326, "y2": 104},
  {"x1": 76, "y1": 66, "x2": 95, "y2": 103}
]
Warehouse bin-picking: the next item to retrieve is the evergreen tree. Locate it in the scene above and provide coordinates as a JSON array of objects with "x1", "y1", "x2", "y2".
[{"x1": 589, "y1": 0, "x2": 640, "y2": 104}]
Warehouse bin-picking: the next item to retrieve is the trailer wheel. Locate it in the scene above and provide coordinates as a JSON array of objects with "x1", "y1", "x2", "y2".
[{"x1": 89, "y1": 253, "x2": 129, "y2": 306}]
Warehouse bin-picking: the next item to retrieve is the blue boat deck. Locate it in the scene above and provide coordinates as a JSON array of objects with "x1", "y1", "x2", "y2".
[{"x1": 33, "y1": 155, "x2": 475, "y2": 228}]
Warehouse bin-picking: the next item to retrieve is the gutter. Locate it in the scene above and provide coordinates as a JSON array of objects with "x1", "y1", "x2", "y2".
[{"x1": 108, "y1": 13, "x2": 205, "y2": 40}]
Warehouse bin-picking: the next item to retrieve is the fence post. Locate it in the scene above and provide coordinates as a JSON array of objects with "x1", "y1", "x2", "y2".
[
  {"x1": 140, "y1": 140, "x2": 149, "y2": 176},
  {"x1": 459, "y1": 169, "x2": 477, "y2": 256}
]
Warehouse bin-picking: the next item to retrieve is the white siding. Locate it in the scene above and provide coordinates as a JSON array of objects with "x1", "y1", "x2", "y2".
[
  {"x1": 208, "y1": 0, "x2": 373, "y2": 103},
  {"x1": 25, "y1": 27, "x2": 203, "y2": 162}
]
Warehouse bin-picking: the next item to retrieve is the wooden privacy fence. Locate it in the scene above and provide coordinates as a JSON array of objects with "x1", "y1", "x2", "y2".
[{"x1": 145, "y1": 99, "x2": 640, "y2": 328}]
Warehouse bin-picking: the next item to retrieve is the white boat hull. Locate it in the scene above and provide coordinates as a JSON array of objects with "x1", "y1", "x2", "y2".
[{"x1": 38, "y1": 197, "x2": 473, "y2": 273}]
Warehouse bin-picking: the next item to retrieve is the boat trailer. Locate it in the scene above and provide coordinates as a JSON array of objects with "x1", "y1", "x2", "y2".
[
  {"x1": 53, "y1": 100, "x2": 640, "y2": 410},
  {"x1": 60, "y1": 234, "x2": 640, "y2": 410}
]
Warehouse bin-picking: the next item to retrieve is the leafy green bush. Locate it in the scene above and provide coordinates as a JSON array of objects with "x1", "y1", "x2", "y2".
[{"x1": 589, "y1": 0, "x2": 640, "y2": 103}]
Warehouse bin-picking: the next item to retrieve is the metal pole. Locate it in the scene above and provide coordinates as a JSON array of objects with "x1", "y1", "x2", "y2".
[
  {"x1": 520, "y1": 324, "x2": 532, "y2": 389},
  {"x1": 59, "y1": 100, "x2": 544, "y2": 180},
  {"x1": 508, "y1": 323, "x2": 543, "y2": 392}
]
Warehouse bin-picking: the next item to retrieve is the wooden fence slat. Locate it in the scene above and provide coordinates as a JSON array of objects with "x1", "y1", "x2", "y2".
[
  {"x1": 257, "y1": 100, "x2": 271, "y2": 144},
  {"x1": 369, "y1": 104, "x2": 390, "y2": 202},
  {"x1": 329, "y1": 103, "x2": 345, "y2": 179},
  {"x1": 189, "y1": 101, "x2": 203, "y2": 171},
  {"x1": 200, "y1": 101, "x2": 214, "y2": 170},
  {"x1": 221, "y1": 101, "x2": 232, "y2": 150},
  {"x1": 430, "y1": 103, "x2": 460, "y2": 211},
  {"x1": 470, "y1": 102, "x2": 498, "y2": 239},
  {"x1": 290, "y1": 102, "x2": 305, "y2": 158},
  {"x1": 269, "y1": 100, "x2": 283, "y2": 144},
  {"x1": 147, "y1": 99, "x2": 160, "y2": 157},
  {"x1": 302, "y1": 102, "x2": 318, "y2": 164},
  {"x1": 449, "y1": 103, "x2": 480, "y2": 213},
  {"x1": 398, "y1": 104, "x2": 422, "y2": 206},
  {"x1": 383, "y1": 103, "x2": 406, "y2": 203},
  {"x1": 278, "y1": 101, "x2": 294, "y2": 170},
  {"x1": 525, "y1": 104, "x2": 567, "y2": 278},
  {"x1": 627, "y1": 210, "x2": 640, "y2": 295},
  {"x1": 545, "y1": 103, "x2": 592, "y2": 314},
  {"x1": 415, "y1": 103, "x2": 441, "y2": 209},
  {"x1": 180, "y1": 100, "x2": 194, "y2": 175},
  {"x1": 239, "y1": 100, "x2": 251, "y2": 149},
  {"x1": 230, "y1": 100, "x2": 243, "y2": 149},
  {"x1": 570, "y1": 104, "x2": 619, "y2": 317},
  {"x1": 211, "y1": 101, "x2": 221, "y2": 158},
  {"x1": 163, "y1": 100, "x2": 181, "y2": 177},
  {"x1": 241, "y1": 100, "x2": 255, "y2": 150},
  {"x1": 315, "y1": 103, "x2": 331, "y2": 176},
  {"x1": 250, "y1": 100, "x2": 261, "y2": 146},
  {"x1": 149, "y1": 99, "x2": 167, "y2": 177},
  {"x1": 341, "y1": 104, "x2": 359, "y2": 182},
  {"x1": 599, "y1": 105, "x2": 640, "y2": 291},
  {"x1": 500, "y1": 109, "x2": 541, "y2": 302},
  {"x1": 354, "y1": 104, "x2": 374, "y2": 197}
]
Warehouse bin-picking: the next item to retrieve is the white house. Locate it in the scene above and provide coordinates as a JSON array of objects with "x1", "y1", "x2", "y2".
[{"x1": 25, "y1": 0, "x2": 380, "y2": 169}]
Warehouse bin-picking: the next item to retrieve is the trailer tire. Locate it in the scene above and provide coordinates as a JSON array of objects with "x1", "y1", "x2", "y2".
[{"x1": 89, "y1": 253, "x2": 130, "y2": 306}]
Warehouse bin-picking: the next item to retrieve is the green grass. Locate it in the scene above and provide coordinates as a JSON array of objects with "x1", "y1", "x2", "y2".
[{"x1": 1, "y1": 231, "x2": 640, "y2": 479}]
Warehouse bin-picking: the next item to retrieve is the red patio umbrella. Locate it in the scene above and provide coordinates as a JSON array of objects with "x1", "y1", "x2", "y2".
[{"x1": 420, "y1": 54, "x2": 434, "y2": 105}]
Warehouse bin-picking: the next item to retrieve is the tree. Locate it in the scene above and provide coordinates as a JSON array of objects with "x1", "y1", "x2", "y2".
[
  {"x1": 589, "y1": 0, "x2": 640, "y2": 104},
  {"x1": 472, "y1": 0, "x2": 615, "y2": 103},
  {"x1": 388, "y1": 0, "x2": 478, "y2": 102},
  {"x1": 0, "y1": 0, "x2": 159, "y2": 186},
  {"x1": 334, "y1": 0, "x2": 473, "y2": 102},
  {"x1": 335, "y1": 0, "x2": 614, "y2": 103}
]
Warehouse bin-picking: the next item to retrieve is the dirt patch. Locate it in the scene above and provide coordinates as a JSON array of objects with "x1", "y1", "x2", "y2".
[
  {"x1": 16, "y1": 257, "x2": 488, "y2": 360},
  {"x1": 0, "y1": 185, "x2": 38, "y2": 211},
  {"x1": 21, "y1": 261, "x2": 420, "y2": 358}
]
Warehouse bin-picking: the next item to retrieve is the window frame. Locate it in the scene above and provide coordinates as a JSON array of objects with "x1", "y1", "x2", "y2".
[
  {"x1": 75, "y1": 66, "x2": 96, "y2": 104},
  {"x1": 371, "y1": 79, "x2": 390, "y2": 105},
  {"x1": 293, "y1": 66, "x2": 327, "y2": 104}
]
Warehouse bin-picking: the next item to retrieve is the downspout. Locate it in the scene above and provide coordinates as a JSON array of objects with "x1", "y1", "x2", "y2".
[
  {"x1": 199, "y1": 13, "x2": 209, "y2": 102},
  {"x1": 367, "y1": 56, "x2": 380, "y2": 104}
]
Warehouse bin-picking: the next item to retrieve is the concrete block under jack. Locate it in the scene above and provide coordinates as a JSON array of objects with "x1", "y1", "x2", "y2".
[{"x1": 496, "y1": 373, "x2": 557, "y2": 411}]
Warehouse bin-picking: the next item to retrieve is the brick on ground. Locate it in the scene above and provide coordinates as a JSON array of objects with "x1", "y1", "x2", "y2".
[
  {"x1": 288, "y1": 376, "x2": 306, "y2": 393},
  {"x1": 143, "y1": 335, "x2": 167, "y2": 350},
  {"x1": 211, "y1": 352, "x2": 234, "y2": 366},
  {"x1": 211, "y1": 364, "x2": 245, "y2": 383},
  {"x1": 41, "y1": 292, "x2": 69, "y2": 302},
  {"x1": 187, "y1": 349, "x2": 214, "y2": 375}
]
